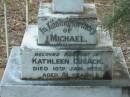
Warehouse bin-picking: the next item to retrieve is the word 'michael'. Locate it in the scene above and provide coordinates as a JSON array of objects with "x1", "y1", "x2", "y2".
[{"x1": 48, "y1": 34, "x2": 86, "y2": 42}]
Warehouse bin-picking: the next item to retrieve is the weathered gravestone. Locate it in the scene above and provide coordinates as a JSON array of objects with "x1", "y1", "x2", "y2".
[
  {"x1": 1, "y1": 0, "x2": 130, "y2": 97},
  {"x1": 21, "y1": 34, "x2": 113, "y2": 80},
  {"x1": 20, "y1": 0, "x2": 113, "y2": 80}
]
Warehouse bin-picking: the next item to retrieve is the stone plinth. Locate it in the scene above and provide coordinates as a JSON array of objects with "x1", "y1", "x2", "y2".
[{"x1": 0, "y1": 47, "x2": 130, "y2": 97}]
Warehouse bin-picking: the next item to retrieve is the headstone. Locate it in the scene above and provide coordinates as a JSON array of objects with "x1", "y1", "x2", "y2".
[
  {"x1": 21, "y1": 25, "x2": 113, "y2": 80},
  {"x1": 2, "y1": 0, "x2": 130, "y2": 97},
  {"x1": 52, "y1": 0, "x2": 84, "y2": 13},
  {"x1": 38, "y1": 3, "x2": 97, "y2": 46}
]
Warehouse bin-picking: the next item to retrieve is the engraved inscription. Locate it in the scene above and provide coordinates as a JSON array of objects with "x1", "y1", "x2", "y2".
[
  {"x1": 22, "y1": 50, "x2": 112, "y2": 80},
  {"x1": 40, "y1": 18, "x2": 96, "y2": 34},
  {"x1": 38, "y1": 18, "x2": 97, "y2": 45}
]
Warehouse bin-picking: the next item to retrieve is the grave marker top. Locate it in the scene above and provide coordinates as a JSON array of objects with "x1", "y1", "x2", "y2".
[{"x1": 52, "y1": 0, "x2": 84, "y2": 13}]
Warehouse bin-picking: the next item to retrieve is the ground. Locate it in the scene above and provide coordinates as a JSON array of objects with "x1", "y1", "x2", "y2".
[{"x1": 0, "y1": 0, "x2": 129, "y2": 72}]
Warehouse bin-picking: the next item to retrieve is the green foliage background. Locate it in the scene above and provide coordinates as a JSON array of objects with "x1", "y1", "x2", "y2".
[{"x1": 104, "y1": 0, "x2": 130, "y2": 33}]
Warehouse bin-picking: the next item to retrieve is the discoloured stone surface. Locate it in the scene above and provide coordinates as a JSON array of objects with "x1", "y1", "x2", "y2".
[
  {"x1": 52, "y1": 0, "x2": 84, "y2": 13},
  {"x1": 38, "y1": 3, "x2": 97, "y2": 46},
  {"x1": 21, "y1": 49, "x2": 113, "y2": 80},
  {"x1": 0, "y1": 47, "x2": 130, "y2": 97},
  {"x1": 1, "y1": 47, "x2": 130, "y2": 85}
]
